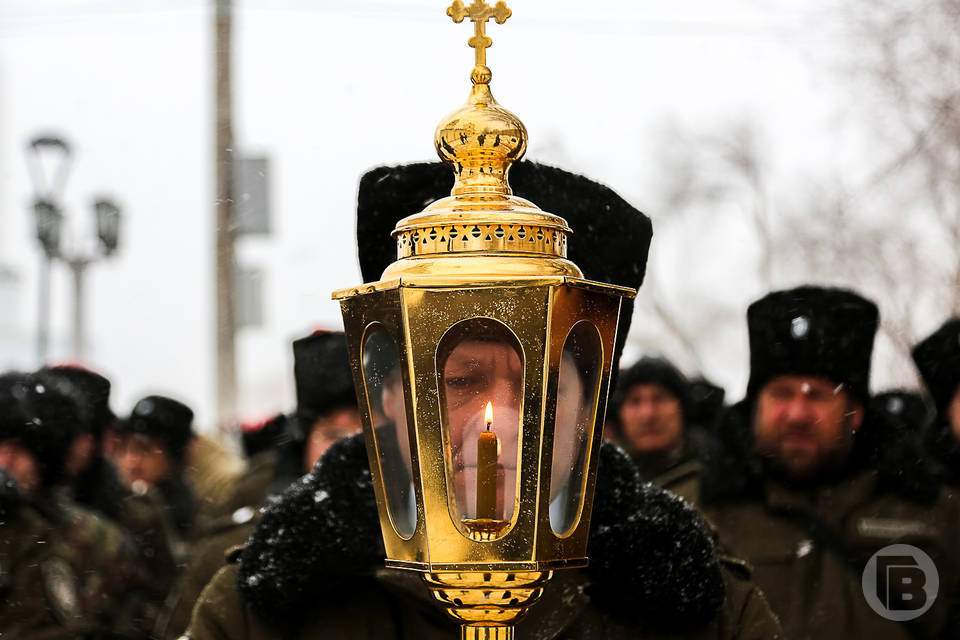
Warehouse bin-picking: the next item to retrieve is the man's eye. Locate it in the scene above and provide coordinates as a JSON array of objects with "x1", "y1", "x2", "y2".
[{"x1": 445, "y1": 377, "x2": 471, "y2": 388}]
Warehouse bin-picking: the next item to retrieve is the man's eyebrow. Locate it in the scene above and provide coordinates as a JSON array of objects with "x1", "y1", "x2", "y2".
[{"x1": 445, "y1": 356, "x2": 484, "y2": 370}]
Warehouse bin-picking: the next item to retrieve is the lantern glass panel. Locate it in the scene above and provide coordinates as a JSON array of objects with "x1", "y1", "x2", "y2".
[
  {"x1": 549, "y1": 321, "x2": 601, "y2": 536},
  {"x1": 362, "y1": 325, "x2": 416, "y2": 539},
  {"x1": 437, "y1": 318, "x2": 523, "y2": 532}
]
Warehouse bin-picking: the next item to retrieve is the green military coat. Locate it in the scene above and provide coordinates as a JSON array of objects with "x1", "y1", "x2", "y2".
[
  {"x1": 675, "y1": 402, "x2": 960, "y2": 640},
  {"x1": 184, "y1": 557, "x2": 781, "y2": 640}
]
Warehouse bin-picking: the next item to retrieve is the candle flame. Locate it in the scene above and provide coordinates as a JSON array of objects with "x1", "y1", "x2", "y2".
[{"x1": 484, "y1": 401, "x2": 494, "y2": 427}]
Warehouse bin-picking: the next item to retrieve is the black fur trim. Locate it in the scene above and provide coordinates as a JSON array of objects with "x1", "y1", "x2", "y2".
[
  {"x1": 238, "y1": 436, "x2": 725, "y2": 632},
  {"x1": 586, "y1": 443, "x2": 725, "y2": 631},
  {"x1": 355, "y1": 160, "x2": 652, "y2": 379},
  {"x1": 700, "y1": 401, "x2": 941, "y2": 506},
  {"x1": 236, "y1": 433, "x2": 382, "y2": 630}
]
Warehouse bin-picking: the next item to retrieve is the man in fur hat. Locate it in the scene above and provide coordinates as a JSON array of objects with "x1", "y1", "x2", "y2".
[
  {"x1": 0, "y1": 371, "x2": 158, "y2": 637},
  {"x1": 610, "y1": 356, "x2": 704, "y2": 489},
  {"x1": 913, "y1": 318, "x2": 960, "y2": 486},
  {"x1": 183, "y1": 161, "x2": 783, "y2": 640},
  {"x1": 114, "y1": 395, "x2": 200, "y2": 552},
  {"x1": 157, "y1": 330, "x2": 362, "y2": 640},
  {"x1": 675, "y1": 286, "x2": 960, "y2": 640},
  {"x1": 37, "y1": 365, "x2": 180, "y2": 599}
]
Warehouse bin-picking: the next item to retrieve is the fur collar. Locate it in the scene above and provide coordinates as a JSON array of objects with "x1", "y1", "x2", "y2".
[
  {"x1": 700, "y1": 401, "x2": 941, "y2": 506},
  {"x1": 237, "y1": 435, "x2": 724, "y2": 634}
]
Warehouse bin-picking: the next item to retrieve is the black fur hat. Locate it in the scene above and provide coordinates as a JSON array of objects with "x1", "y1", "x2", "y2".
[
  {"x1": 355, "y1": 161, "x2": 652, "y2": 374},
  {"x1": 612, "y1": 356, "x2": 691, "y2": 423},
  {"x1": 117, "y1": 395, "x2": 194, "y2": 462},
  {"x1": 0, "y1": 372, "x2": 76, "y2": 489},
  {"x1": 241, "y1": 413, "x2": 289, "y2": 459},
  {"x1": 292, "y1": 330, "x2": 356, "y2": 425},
  {"x1": 746, "y1": 286, "x2": 878, "y2": 404},
  {"x1": 37, "y1": 365, "x2": 115, "y2": 438},
  {"x1": 912, "y1": 318, "x2": 960, "y2": 416},
  {"x1": 870, "y1": 390, "x2": 934, "y2": 434}
]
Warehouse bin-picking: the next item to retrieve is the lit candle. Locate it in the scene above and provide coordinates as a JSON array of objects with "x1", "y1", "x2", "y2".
[{"x1": 476, "y1": 401, "x2": 498, "y2": 520}]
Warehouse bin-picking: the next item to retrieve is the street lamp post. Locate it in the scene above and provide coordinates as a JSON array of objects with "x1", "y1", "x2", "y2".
[
  {"x1": 62, "y1": 197, "x2": 122, "y2": 361},
  {"x1": 25, "y1": 135, "x2": 122, "y2": 364},
  {"x1": 25, "y1": 136, "x2": 70, "y2": 364}
]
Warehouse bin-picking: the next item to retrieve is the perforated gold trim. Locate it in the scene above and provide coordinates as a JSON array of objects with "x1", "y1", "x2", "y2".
[{"x1": 396, "y1": 223, "x2": 567, "y2": 258}]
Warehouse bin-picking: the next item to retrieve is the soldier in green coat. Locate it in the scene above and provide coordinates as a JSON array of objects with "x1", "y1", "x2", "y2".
[
  {"x1": 609, "y1": 356, "x2": 705, "y2": 490},
  {"x1": 184, "y1": 434, "x2": 781, "y2": 640},
  {"x1": 182, "y1": 161, "x2": 782, "y2": 640},
  {"x1": 38, "y1": 365, "x2": 180, "y2": 602},
  {"x1": 674, "y1": 286, "x2": 960, "y2": 640},
  {"x1": 0, "y1": 371, "x2": 158, "y2": 637}
]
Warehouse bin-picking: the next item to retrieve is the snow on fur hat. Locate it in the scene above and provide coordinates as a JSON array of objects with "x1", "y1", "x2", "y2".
[
  {"x1": 292, "y1": 330, "x2": 356, "y2": 424},
  {"x1": 912, "y1": 317, "x2": 960, "y2": 416},
  {"x1": 355, "y1": 160, "x2": 652, "y2": 376},
  {"x1": 117, "y1": 395, "x2": 194, "y2": 462},
  {"x1": 746, "y1": 286, "x2": 878, "y2": 404},
  {"x1": 0, "y1": 371, "x2": 76, "y2": 489}
]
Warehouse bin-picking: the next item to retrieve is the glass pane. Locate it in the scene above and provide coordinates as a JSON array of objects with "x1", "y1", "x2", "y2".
[
  {"x1": 550, "y1": 322, "x2": 601, "y2": 536},
  {"x1": 363, "y1": 326, "x2": 416, "y2": 539},
  {"x1": 437, "y1": 319, "x2": 523, "y2": 537}
]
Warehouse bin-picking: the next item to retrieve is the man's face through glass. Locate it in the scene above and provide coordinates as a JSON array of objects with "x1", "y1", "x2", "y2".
[
  {"x1": 377, "y1": 322, "x2": 593, "y2": 525},
  {"x1": 754, "y1": 375, "x2": 863, "y2": 480},
  {"x1": 441, "y1": 336, "x2": 524, "y2": 519}
]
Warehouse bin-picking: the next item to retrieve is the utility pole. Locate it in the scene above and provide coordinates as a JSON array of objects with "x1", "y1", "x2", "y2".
[{"x1": 215, "y1": 0, "x2": 238, "y2": 432}]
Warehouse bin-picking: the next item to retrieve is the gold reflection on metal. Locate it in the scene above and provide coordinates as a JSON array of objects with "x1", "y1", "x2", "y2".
[{"x1": 334, "y1": 1, "x2": 636, "y2": 637}]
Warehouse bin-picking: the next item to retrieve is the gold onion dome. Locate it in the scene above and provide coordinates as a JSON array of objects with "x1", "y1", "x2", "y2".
[{"x1": 384, "y1": 0, "x2": 581, "y2": 283}]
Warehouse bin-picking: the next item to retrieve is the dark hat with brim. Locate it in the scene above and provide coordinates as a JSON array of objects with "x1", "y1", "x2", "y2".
[
  {"x1": 0, "y1": 372, "x2": 76, "y2": 489},
  {"x1": 37, "y1": 365, "x2": 115, "y2": 437},
  {"x1": 117, "y1": 395, "x2": 194, "y2": 462},
  {"x1": 746, "y1": 286, "x2": 878, "y2": 405},
  {"x1": 293, "y1": 331, "x2": 356, "y2": 425},
  {"x1": 912, "y1": 318, "x2": 960, "y2": 416},
  {"x1": 356, "y1": 160, "x2": 653, "y2": 375}
]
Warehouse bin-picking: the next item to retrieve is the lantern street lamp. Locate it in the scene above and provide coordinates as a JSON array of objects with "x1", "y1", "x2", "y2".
[
  {"x1": 24, "y1": 134, "x2": 123, "y2": 363},
  {"x1": 333, "y1": 3, "x2": 636, "y2": 639},
  {"x1": 62, "y1": 196, "x2": 123, "y2": 361},
  {"x1": 25, "y1": 135, "x2": 71, "y2": 363}
]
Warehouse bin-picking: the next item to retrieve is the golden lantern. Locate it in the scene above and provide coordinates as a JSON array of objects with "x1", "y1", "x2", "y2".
[{"x1": 333, "y1": 2, "x2": 636, "y2": 638}]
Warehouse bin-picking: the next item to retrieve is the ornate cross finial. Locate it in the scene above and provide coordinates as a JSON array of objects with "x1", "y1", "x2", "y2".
[{"x1": 447, "y1": 0, "x2": 511, "y2": 85}]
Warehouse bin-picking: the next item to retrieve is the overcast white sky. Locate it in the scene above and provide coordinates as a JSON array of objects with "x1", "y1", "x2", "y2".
[{"x1": 0, "y1": 0, "x2": 865, "y2": 430}]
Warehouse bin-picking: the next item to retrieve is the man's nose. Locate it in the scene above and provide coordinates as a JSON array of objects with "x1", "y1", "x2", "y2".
[
  {"x1": 636, "y1": 401, "x2": 657, "y2": 422},
  {"x1": 486, "y1": 381, "x2": 521, "y2": 413},
  {"x1": 783, "y1": 396, "x2": 816, "y2": 423}
]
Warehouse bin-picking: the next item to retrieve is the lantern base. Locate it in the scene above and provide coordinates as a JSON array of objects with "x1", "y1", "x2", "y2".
[
  {"x1": 423, "y1": 571, "x2": 552, "y2": 638},
  {"x1": 461, "y1": 625, "x2": 514, "y2": 640}
]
